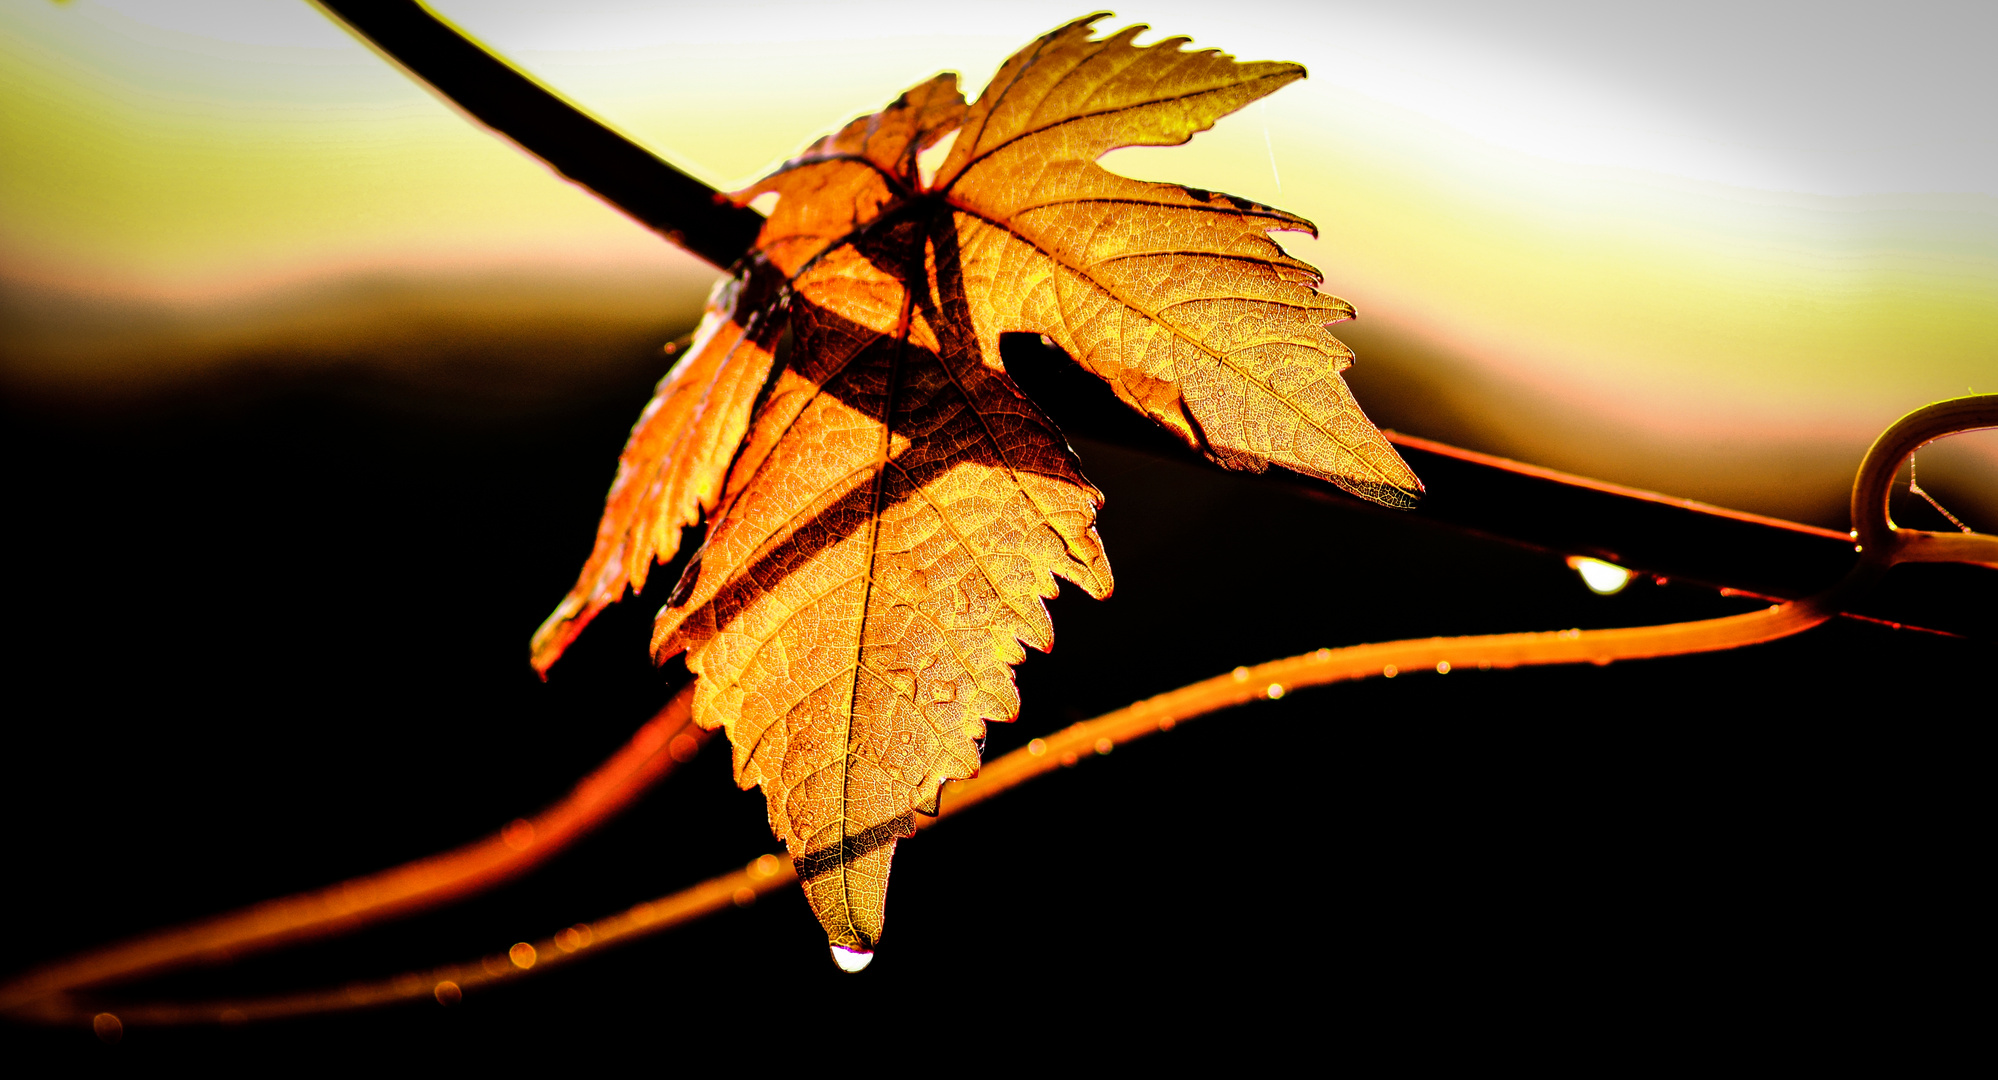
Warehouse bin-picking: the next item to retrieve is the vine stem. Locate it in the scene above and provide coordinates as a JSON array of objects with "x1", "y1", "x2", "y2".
[
  {"x1": 0, "y1": 688, "x2": 704, "y2": 1015},
  {"x1": 5, "y1": 398, "x2": 1992, "y2": 1029}
]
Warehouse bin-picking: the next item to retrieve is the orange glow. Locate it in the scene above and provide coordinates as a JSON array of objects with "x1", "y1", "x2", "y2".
[{"x1": 507, "y1": 942, "x2": 536, "y2": 970}]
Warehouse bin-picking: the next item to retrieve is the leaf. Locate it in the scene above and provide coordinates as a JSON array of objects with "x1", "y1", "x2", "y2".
[
  {"x1": 529, "y1": 268, "x2": 784, "y2": 675},
  {"x1": 536, "y1": 14, "x2": 1419, "y2": 955},
  {"x1": 934, "y1": 16, "x2": 1422, "y2": 507}
]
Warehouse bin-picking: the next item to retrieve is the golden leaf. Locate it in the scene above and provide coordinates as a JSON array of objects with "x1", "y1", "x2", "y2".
[
  {"x1": 529, "y1": 268, "x2": 784, "y2": 675},
  {"x1": 935, "y1": 15, "x2": 1421, "y2": 506},
  {"x1": 538, "y1": 14, "x2": 1419, "y2": 954}
]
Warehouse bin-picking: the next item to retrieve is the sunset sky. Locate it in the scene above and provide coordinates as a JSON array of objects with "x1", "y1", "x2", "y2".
[{"x1": 3, "y1": 0, "x2": 1993, "y2": 523}]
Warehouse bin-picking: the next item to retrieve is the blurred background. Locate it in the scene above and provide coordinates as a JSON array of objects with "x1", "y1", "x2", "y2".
[
  {"x1": 4, "y1": 0, "x2": 1995, "y2": 522},
  {"x1": 3, "y1": 0, "x2": 1990, "y2": 1063}
]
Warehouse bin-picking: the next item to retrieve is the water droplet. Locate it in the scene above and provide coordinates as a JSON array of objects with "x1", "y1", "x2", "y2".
[
  {"x1": 1059, "y1": 750, "x2": 1079, "y2": 767},
  {"x1": 1566, "y1": 556, "x2": 1632, "y2": 595},
  {"x1": 751, "y1": 853, "x2": 783, "y2": 879},
  {"x1": 1027, "y1": 738, "x2": 1047, "y2": 757},
  {"x1": 831, "y1": 946, "x2": 874, "y2": 973},
  {"x1": 93, "y1": 1013, "x2": 123, "y2": 1045},
  {"x1": 501, "y1": 818, "x2": 536, "y2": 852},
  {"x1": 508, "y1": 942, "x2": 537, "y2": 970},
  {"x1": 1435, "y1": 661, "x2": 1451, "y2": 674},
  {"x1": 1314, "y1": 648, "x2": 1332, "y2": 661},
  {"x1": 1382, "y1": 664, "x2": 1398, "y2": 679},
  {"x1": 1265, "y1": 683, "x2": 1285, "y2": 699},
  {"x1": 434, "y1": 981, "x2": 462, "y2": 1007},
  {"x1": 667, "y1": 733, "x2": 700, "y2": 763},
  {"x1": 1231, "y1": 666, "x2": 1250, "y2": 682},
  {"x1": 1157, "y1": 716, "x2": 1176, "y2": 731},
  {"x1": 1094, "y1": 737, "x2": 1114, "y2": 755},
  {"x1": 732, "y1": 887, "x2": 757, "y2": 908}
]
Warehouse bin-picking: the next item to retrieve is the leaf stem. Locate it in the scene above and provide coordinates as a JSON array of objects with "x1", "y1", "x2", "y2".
[{"x1": 310, "y1": 0, "x2": 762, "y2": 268}]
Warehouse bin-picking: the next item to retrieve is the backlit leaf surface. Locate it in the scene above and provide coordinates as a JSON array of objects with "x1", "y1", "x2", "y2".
[{"x1": 537, "y1": 14, "x2": 1419, "y2": 954}]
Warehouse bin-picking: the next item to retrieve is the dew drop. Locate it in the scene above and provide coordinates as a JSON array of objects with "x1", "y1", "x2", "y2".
[
  {"x1": 1566, "y1": 556, "x2": 1632, "y2": 595},
  {"x1": 501, "y1": 818, "x2": 536, "y2": 852},
  {"x1": 1231, "y1": 666, "x2": 1250, "y2": 682},
  {"x1": 508, "y1": 942, "x2": 537, "y2": 970},
  {"x1": 1265, "y1": 683, "x2": 1285, "y2": 699},
  {"x1": 831, "y1": 946, "x2": 874, "y2": 973},
  {"x1": 1435, "y1": 661, "x2": 1451, "y2": 674},
  {"x1": 1382, "y1": 664, "x2": 1398, "y2": 679}
]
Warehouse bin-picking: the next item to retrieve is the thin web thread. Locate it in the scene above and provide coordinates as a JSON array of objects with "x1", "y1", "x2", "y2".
[{"x1": 1909, "y1": 454, "x2": 1973, "y2": 533}]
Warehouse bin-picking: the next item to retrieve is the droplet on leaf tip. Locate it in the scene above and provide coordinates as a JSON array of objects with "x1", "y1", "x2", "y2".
[{"x1": 831, "y1": 946, "x2": 874, "y2": 973}]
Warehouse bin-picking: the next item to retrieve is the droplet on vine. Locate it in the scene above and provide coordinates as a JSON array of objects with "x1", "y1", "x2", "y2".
[
  {"x1": 831, "y1": 946, "x2": 874, "y2": 973},
  {"x1": 1566, "y1": 555, "x2": 1632, "y2": 595}
]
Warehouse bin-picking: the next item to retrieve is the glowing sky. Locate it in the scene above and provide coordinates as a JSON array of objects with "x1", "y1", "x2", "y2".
[{"x1": 3, "y1": 0, "x2": 1993, "y2": 521}]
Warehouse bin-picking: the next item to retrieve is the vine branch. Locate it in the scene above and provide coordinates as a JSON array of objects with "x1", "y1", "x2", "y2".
[{"x1": 10, "y1": 397, "x2": 1990, "y2": 1030}]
